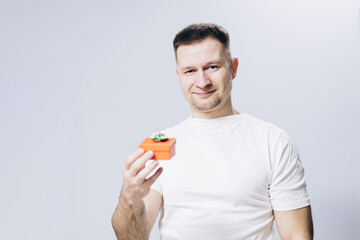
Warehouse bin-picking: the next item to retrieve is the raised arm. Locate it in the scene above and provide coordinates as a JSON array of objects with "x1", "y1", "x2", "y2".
[
  {"x1": 274, "y1": 205, "x2": 314, "y2": 240},
  {"x1": 112, "y1": 149, "x2": 163, "y2": 240}
]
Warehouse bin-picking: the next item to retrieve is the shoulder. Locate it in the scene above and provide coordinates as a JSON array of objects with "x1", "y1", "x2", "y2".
[{"x1": 241, "y1": 113, "x2": 288, "y2": 141}]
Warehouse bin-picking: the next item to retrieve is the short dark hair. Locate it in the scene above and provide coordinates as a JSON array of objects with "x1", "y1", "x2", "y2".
[{"x1": 173, "y1": 23, "x2": 230, "y2": 57}]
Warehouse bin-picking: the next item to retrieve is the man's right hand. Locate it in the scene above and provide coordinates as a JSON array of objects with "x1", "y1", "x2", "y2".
[
  {"x1": 121, "y1": 148, "x2": 163, "y2": 206},
  {"x1": 112, "y1": 149, "x2": 162, "y2": 239}
]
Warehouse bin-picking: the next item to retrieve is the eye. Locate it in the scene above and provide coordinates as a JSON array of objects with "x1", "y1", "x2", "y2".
[
  {"x1": 184, "y1": 69, "x2": 195, "y2": 75},
  {"x1": 206, "y1": 65, "x2": 219, "y2": 72}
]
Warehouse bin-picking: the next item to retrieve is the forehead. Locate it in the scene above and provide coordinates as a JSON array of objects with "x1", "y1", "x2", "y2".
[{"x1": 176, "y1": 38, "x2": 227, "y2": 67}]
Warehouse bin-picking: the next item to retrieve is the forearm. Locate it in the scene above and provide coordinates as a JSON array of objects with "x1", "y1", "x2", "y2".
[{"x1": 112, "y1": 193, "x2": 150, "y2": 240}]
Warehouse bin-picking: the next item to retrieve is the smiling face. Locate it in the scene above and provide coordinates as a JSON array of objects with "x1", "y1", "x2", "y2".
[{"x1": 175, "y1": 37, "x2": 238, "y2": 118}]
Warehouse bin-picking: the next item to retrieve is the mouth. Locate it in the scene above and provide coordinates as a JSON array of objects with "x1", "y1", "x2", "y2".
[{"x1": 193, "y1": 89, "x2": 216, "y2": 97}]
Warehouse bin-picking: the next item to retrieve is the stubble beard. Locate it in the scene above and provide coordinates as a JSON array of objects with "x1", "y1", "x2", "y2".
[
  {"x1": 191, "y1": 80, "x2": 232, "y2": 113},
  {"x1": 192, "y1": 95, "x2": 222, "y2": 112}
]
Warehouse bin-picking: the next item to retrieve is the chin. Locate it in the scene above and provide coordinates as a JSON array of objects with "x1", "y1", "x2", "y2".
[{"x1": 192, "y1": 100, "x2": 222, "y2": 112}]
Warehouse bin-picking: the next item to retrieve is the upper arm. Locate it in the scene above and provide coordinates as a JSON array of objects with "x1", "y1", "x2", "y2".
[
  {"x1": 274, "y1": 205, "x2": 314, "y2": 240},
  {"x1": 143, "y1": 189, "x2": 163, "y2": 231}
]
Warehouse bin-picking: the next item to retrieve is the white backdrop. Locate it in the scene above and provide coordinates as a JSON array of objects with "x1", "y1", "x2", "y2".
[{"x1": 0, "y1": 0, "x2": 359, "y2": 239}]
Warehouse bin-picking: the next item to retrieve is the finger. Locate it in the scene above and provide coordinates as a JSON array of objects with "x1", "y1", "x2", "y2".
[
  {"x1": 129, "y1": 150, "x2": 154, "y2": 176},
  {"x1": 124, "y1": 148, "x2": 145, "y2": 170},
  {"x1": 144, "y1": 167, "x2": 163, "y2": 188},
  {"x1": 136, "y1": 160, "x2": 159, "y2": 180}
]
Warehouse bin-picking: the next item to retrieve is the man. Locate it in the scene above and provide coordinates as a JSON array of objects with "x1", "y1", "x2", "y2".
[{"x1": 112, "y1": 23, "x2": 313, "y2": 240}]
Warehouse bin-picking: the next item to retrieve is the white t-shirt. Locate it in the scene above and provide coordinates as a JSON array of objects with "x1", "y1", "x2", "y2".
[{"x1": 150, "y1": 113, "x2": 310, "y2": 240}]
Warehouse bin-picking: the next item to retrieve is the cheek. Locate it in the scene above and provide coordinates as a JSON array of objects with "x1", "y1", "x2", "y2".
[
  {"x1": 212, "y1": 72, "x2": 228, "y2": 87},
  {"x1": 179, "y1": 78, "x2": 192, "y2": 93}
]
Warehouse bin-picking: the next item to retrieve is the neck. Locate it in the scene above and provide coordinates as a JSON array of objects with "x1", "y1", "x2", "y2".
[{"x1": 190, "y1": 98, "x2": 240, "y2": 119}]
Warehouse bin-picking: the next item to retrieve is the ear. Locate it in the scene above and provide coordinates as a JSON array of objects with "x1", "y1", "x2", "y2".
[
  {"x1": 231, "y1": 58, "x2": 239, "y2": 79},
  {"x1": 175, "y1": 66, "x2": 180, "y2": 78}
]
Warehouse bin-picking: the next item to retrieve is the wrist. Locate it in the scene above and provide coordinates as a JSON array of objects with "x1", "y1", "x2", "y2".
[{"x1": 119, "y1": 190, "x2": 144, "y2": 212}]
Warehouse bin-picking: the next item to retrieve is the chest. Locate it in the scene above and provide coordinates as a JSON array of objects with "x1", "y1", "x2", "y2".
[{"x1": 160, "y1": 134, "x2": 271, "y2": 206}]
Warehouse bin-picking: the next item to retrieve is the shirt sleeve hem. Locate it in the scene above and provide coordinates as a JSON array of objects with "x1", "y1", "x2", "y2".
[{"x1": 272, "y1": 198, "x2": 311, "y2": 211}]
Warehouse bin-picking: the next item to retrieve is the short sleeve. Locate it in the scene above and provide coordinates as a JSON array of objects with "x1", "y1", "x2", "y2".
[{"x1": 269, "y1": 132, "x2": 310, "y2": 211}]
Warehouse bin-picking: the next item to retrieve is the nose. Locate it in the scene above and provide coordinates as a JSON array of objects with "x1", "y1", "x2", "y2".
[{"x1": 196, "y1": 70, "x2": 211, "y2": 88}]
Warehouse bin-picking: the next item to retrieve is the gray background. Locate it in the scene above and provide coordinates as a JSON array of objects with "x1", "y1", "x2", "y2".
[{"x1": 0, "y1": 0, "x2": 359, "y2": 239}]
